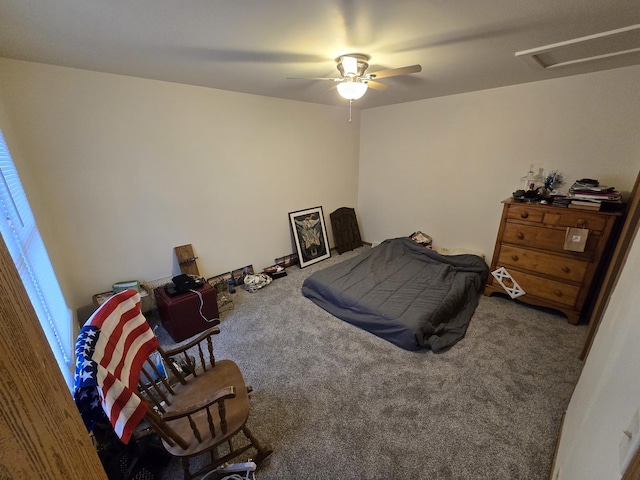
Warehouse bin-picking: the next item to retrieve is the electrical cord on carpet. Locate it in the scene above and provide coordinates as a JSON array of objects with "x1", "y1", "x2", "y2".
[
  {"x1": 202, "y1": 462, "x2": 257, "y2": 480},
  {"x1": 219, "y1": 474, "x2": 255, "y2": 480},
  {"x1": 188, "y1": 288, "x2": 220, "y2": 323}
]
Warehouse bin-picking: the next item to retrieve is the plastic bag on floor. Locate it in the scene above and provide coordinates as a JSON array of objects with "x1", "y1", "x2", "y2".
[{"x1": 243, "y1": 273, "x2": 272, "y2": 293}]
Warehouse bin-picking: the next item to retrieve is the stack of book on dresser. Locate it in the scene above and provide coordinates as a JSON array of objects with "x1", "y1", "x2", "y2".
[{"x1": 566, "y1": 179, "x2": 622, "y2": 211}]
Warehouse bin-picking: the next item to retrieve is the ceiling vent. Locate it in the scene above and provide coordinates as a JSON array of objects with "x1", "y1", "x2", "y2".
[{"x1": 516, "y1": 24, "x2": 640, "y2": 70}]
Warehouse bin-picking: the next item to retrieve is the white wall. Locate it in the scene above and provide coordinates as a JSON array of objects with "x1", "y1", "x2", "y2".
[
  {"x1": 553, "y1": 228, "x2": 640, "y2": 480},
  {"x1": 2, "y1": 57, "x2": 640, "y2": 479},
  {"x1": 358, "y1": 67, "x2": 640, "y2": 479},
  {"x1": 0, "y1": 58, "x2": 360, "y2": 309},
  {"x1": 359, "y1": 65, "x2": 640, "y2": 258}
]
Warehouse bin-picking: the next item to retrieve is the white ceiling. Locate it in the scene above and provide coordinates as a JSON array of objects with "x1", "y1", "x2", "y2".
[{"x1": 1, "y1": 0, "x2": 639, "y2": 109}]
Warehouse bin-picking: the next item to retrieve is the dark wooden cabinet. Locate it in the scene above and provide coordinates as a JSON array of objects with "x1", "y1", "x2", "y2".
[
  {"x1": 330, "y1": 207, "x2": 363, "y2": 254},
  {"x1": 154, "y1": 283, "x2": 219, "y2": 341}
]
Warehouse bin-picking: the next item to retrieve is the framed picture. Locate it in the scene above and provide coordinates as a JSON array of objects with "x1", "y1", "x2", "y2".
[
  {"x1": 231, "y1": 265, "x2": 254, "y2": 286},
  {"x1": 288, "y1": 206, "x2": 331, "y2": 268},
  {"x1": 207, "y1": 272, "x2": 233, "y2": 293}
]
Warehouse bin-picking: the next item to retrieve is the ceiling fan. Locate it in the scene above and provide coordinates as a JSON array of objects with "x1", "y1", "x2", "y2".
[{"x1": 288, "y1": 53, "x2": 422, "y2": 101}]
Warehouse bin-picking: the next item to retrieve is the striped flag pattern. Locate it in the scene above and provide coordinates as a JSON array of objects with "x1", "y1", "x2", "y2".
[{"x1": 73, "y1": 289, "x2": 159, "y2": 444}]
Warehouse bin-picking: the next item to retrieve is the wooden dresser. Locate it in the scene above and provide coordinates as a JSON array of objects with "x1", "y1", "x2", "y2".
[{"x1": 484, "y1": 199, "x2": 622, "y2": 324}]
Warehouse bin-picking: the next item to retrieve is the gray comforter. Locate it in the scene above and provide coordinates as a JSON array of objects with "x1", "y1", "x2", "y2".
[{"x1": 302, "y1": 237, "x2": 489, "y2": 352}]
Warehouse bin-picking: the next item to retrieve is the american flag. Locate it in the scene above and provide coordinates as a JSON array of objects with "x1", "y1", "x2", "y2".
[{"x1": 73, "y1": 289, "x2": 159, "y2": 444}]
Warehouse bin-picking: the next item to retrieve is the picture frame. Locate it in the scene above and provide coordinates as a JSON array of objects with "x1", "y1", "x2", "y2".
[
  {"x1": 207, "y1": 272, "x2": 233, "y2": 293},
  {"x1": 231, "y1": 265, "x2": 254, "y2": 286},
  {"x1": 288, "y1": 206, "x2": 331, "y2": 268}
]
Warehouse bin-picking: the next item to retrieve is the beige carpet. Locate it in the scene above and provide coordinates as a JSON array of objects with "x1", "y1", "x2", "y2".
[{"x1": 152, "y1": 247, "x2": 586, "y2": 480}]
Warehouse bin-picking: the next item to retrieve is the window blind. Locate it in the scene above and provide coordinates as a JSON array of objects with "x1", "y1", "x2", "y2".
[{"x1": 0, "y1": 130, "x2": 73, "y2": 389}]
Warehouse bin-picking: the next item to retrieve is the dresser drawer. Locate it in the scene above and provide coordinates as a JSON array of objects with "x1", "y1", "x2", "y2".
[
  {"x1": 541, "y1": 210, "x2": 608, "y2": 231},
  {"x1": 507, "y1": 204, "x2": 546, "y2": 223},
  {"x1": 507, "y1": 203, "x2": 608, "y2": 231},
  {"x1": 498, "y1": 245, "x2": 588, "y2": 283},
  {"x1": 502, "y1": 222, "x2": 599, "y2": 256},
  {"x1": 504, "y1": 268, "x2": 580, "y2": 307}
]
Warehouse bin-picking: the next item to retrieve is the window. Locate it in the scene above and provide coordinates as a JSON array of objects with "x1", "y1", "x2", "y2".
[{"x1": 0, "y1": 130, "x2": 73, "y2": 390}]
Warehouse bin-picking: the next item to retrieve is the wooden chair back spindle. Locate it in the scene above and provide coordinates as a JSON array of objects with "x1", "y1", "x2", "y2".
[{"x1": 140, "y1": 326, "x2": 271, "y2": 479}]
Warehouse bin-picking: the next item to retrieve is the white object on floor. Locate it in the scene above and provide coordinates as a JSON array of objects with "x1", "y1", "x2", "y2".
[
  {"x1": 243, "y1": 273, "x2": 272, "y2": 292},
  {"x1": 491, "y1": 267, "x2": 526, "y2": 299},
  {"x1": 202, "y1": 461, "x2": 257, "y2": 480}
]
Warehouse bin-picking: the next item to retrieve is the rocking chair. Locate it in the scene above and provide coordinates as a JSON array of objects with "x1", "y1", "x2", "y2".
[
  {"x1": 74, "y1": 289, "x2": 272, "y2": 480},
  {"x1": 141, "y1": 326, "x2": 273, "y2": 479}
]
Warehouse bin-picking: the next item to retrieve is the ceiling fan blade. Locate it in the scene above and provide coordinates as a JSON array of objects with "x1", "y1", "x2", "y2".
[
  {"x1": 286, "y1": 77, "x2": 341, "y2": 82},
  {"x1": 366, "y1": 80, "x2": 389, "y2": 91},
  {"x1": 368, "y1": 64, "x2": 422, "y2": 79}
]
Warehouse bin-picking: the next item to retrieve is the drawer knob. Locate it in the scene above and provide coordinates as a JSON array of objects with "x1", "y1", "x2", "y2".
[
  {"x1": 511, "y1": 255, "x2": 519, "y2": 261},
  {"x1": 562, "y1": 266, "x2": 570, "y2": 273},
  {"x1": 517, "y1": 232, "x2": 525, "y2": 240},
  {"x1": 577, "y1": 219, "x2": 586, "y2": 227},
  {"x1": 554, "y1": 289, "x2": 563, "y2": 297},
  {"x1": 520, "y1": 212, "x2": 529, "y2": 219}
]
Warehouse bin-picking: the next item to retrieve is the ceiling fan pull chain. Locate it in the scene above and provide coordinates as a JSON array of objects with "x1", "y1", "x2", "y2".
[{"x1": 349, "y1": 99, "x2": 353, "y2": 123}]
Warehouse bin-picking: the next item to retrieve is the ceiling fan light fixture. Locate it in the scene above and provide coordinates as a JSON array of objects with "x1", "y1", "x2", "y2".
[
  {"x1": 337, "y1": 81, "x2": 368, "y2": 100},
  {"x1": 342, "y1": 56, "x2": 359, "y2": 76}
]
